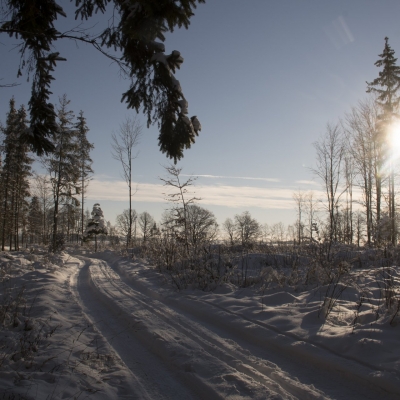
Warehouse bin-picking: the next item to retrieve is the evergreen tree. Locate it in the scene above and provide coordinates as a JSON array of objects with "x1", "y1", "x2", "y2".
[
  {"x1": 367, "y1": 37, "x2": 400, "y2": 116},
  {"x1": 367, "y1": 37, "x2": 400, "y2": 245},
  {"x1": 1, "y1": 0, "x2": 203, "y2": 161},
  {"x1": 0, "y1": 100, "x2": 32, "y2": 250},
  {"x1": 84, "y1": 203, "x2": 107, "y2": 251},
  {"x1": 0, "y1": 99, "x2": 18, "y2": 250},
  {"x1": 13, "y1": 105, "x2": 32, "y2": 249},
  {"x1": 75, "y1": 111, "x2": 94, "y2": 245},
  {"x1": 44, "y1": 95, "x2": 80, "y2": 251}
]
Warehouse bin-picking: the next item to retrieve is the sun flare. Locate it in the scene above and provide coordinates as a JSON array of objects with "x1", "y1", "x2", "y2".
[{"x1": 390, "y1": 121, "x2": 400, "y2": 159}]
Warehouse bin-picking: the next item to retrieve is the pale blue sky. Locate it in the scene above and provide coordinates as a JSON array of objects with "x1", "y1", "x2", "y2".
[{"x1": 1, "y1": 1, "x2": 400, "y2": 228}]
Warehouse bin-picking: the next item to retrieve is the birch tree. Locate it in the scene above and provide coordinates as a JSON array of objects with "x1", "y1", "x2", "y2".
[
  {"x1": 138, "y1": 211, "x2": 155, "y2": 243},
  {"x1": 344, "y1": 99, "x2": 377, "y2": 245},
  {"x1": 305, "y1": 192, "x2": 319, "y2": 242},
  {"x1": 31, "y1": 173, "x2": 52, "y2": 244},
  {"x1": 111, "y1": 116, "x2": 141, "y2": 248},
  {"x1": 293, "y1": 190, "x2": 305, "y2": 245},
  {"x1": 312, "y1": 123, "x2": 346, "y2": 242},
  {"x1": 223, "y1": 218, "x2": 235, "y2": 245},
  {"x1": 116, "y1": 209, "x2": 138, "y2": 243}
]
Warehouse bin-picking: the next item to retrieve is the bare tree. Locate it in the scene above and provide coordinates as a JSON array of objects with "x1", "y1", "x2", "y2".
[
  {"x1": 343, "y1": 154, "x2": 355, "y2": 244},
  {"x1": 286, "y1": 224, "x2": 296, "y2": 244},
  {"x1": 270, "y1": 222, "x2": 286, "y2": 244},
  {"x1": 222, "y1": 218, "x2": 236, "y2": 245},
  {"x1": 355, "y1": 211, "x2": 365, "y2": 247},
  {"x1": 111, "y1": 116, "x2": 141, "y2": 248},
  {"x1": 312, "y1": 123, "x2": 346, "y2": 242},
  {"x1": 138, "y1": 212, "x2": 155, "y2": 242},
  {"x1": 34, "y1": 175, "x2": 53, "y2": 244},
  {"x1": 260, "y1": 223, "x2": 270, "y2": 243},
  {"x1": 234, "y1": 211, "x2": 260, "y2": 247},
  {"x1": 304, "y1": 191, "x2": 319, "y2": 242},
  {"x1": 116, "y1": 209, "x2": 138, "y2": 242},
  {"x1": 160, "y1": 165, "x2": 200, "y2": 252},
  {"x1": 185, "y1": 205, "x2": 218, "y2": 247},
  {"x1": 344, "y1": 97, "x2": 378, "y2": 245},
  {"x1": 293, "y1": 189, "x2": 305, "y2": 245}
]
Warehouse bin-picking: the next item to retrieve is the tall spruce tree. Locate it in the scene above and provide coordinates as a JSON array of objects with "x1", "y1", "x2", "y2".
[
  {"x1": 367, "y1": 37, "x2": 400, "y2": 116},
  {"x1": 13, "y1": 105, "x2": 32, "y2": 249},
  {"x1": 0, "y1": 99, "x2": 18, "y2": 250},
  {"x1": 44, "y1": 95, "x2": 80, "y2": 251},
  {"x1": 0, "y1": 100, "x2": 32, "y2": 250},
  {"x1": 367, "y1": 37, "x2": 400, "y2": 245},
  {"x1": 75, "y1": 111, "x2": 94, "y2": 245}
]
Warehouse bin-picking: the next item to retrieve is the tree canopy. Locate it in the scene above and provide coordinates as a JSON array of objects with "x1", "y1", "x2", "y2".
[
  {"x1": 367, "y1": 37, "x2": 400, "y2": 115},
  {"x1": 0, "y1": 0, "x2": 204, "y2": 162}
]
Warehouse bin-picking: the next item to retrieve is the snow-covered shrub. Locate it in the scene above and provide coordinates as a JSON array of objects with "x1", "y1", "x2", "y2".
[
  {"x1": 318, "y1": 261, "x2": 353, "y2": 320},
  {"x1": 0, "y1": 282, "x2": 26, "y2": 328},
  {"x1": 372, "y1": 212, "x2": 396, "y2": 246},
  {"x1": 373, "y1": 264, "x2": 400, "y2": 325}
]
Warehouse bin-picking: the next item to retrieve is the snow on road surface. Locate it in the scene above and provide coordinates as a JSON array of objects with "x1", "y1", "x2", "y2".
[
  {"x1": 73, "y1": 250, "x2": 400, "y2": 399},
  {"x1": 1, "y1": 249, "x2": 400, "y2": 399}
]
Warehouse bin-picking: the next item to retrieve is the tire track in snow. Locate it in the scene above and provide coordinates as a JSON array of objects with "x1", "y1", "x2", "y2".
[
  {"x1": 64, "y1": 257, "x2": 154, "y2": 400},
  {"x1": 74, "y1": 258, "x2": 211, "y2": 400},
  {"x1": 88, "y1": 257, "x2": 327, "y2": 400},
  {"x1": 104, "y1": 255, "x2": 400, "y2": 400}
]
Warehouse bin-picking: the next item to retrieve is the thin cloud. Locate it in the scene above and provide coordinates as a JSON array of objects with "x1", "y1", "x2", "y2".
[
  {"x1": 196, "y1": 185, "x2": 296, "y2": 209},
  {"x1": 295, "y1": 180, "x2": 319, "y2": 186},
  {"x1": 87, "y1": 179, "x2": 164, "y2": 203},
  {"x1": 324, "y1": 15, "x2": 354, "y2": 50},
  {"x1": 87, "y1": 178, "x2": 302, "y2": 210},
  {"x1": 181, "y1": 174, "x2": 280, "y2": 183}
]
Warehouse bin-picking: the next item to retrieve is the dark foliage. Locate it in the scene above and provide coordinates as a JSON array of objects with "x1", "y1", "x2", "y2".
[{"x1": 1, "y1": 0, "x2": 204, "y2": 161}]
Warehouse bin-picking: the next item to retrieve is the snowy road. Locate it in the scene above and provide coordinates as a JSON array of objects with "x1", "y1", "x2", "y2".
[{"x1": 71, "y1": 254, "x2": 400, "y2": 400}]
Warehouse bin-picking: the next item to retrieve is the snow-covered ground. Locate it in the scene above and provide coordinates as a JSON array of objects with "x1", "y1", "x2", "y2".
[{"x1": 1, "y1": 248, "x2": 400, "y2": 399}]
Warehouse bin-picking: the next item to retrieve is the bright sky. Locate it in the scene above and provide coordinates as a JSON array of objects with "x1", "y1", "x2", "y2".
[{"x1": 2, "y1": 0, "x2": 400, "y2": 228}]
